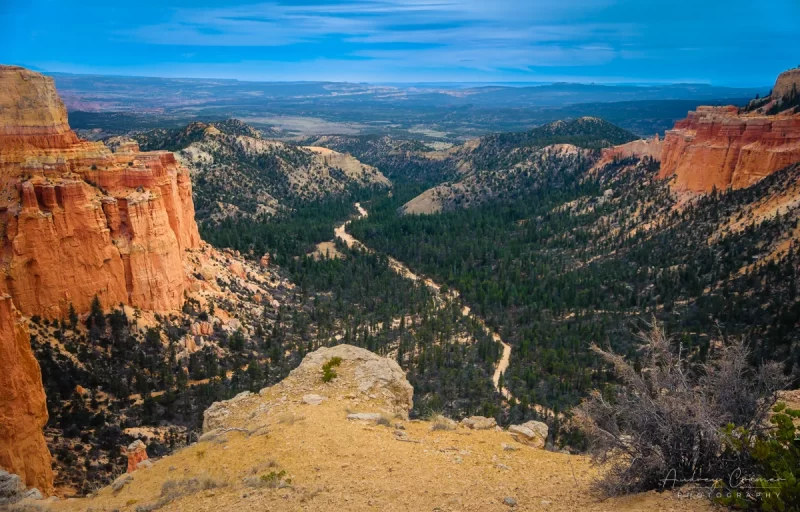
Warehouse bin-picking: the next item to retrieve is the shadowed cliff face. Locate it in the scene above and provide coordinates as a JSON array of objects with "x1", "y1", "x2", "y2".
[
  {"x1": 0, "y1": 295, "x2": 53, "y2": 494},
  {"x1": 659, "y1": 70, "x2": 800, "y2": 193},
  {"x1": 0, "y1": 65, "x2": 200, "y2": 318}
]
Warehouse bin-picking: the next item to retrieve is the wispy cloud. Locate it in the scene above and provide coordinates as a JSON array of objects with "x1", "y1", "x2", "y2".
[
  {"x1": 7, "y1": 0, "x2": 799, "y2": 83},
  {"x1": 124, "y1": 0, "x2": 631, "y2": 71}
]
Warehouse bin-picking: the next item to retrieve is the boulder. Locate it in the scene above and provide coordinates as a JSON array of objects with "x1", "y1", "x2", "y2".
[
  {"x1": 0, "y1": 470, "x2": 24, "y2": 505},
  {"x1": 111, "y1": 473, "x2": 132, "y2": 492},
  {"x1": 347, "y1": 413, "x2": 382, "y2": 422},
  {"x1": 461, "y1": 416, "x2": 497, "y2": 430},
  {"x1": 302, "y1": 394, "x2": 326, "y2": 406},
  {"x1": 202, "y1": 391, "x2": 252, "y2": 432},
  {"x1": 508, "y1": 421, "x2": 548, "y2": 448}
]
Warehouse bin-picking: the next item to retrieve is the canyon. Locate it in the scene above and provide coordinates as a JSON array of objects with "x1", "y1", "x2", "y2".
[{"x1": 2, "y1": 60, "x2": 800, "y2": 510}]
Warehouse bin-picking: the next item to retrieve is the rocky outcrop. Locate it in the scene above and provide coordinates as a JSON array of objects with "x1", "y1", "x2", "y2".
[
  {"x1": 659, "y1": 69, "x2": 800, "y2": 193},
  {"x1": 659, "y1": 106, "x2": 800, "y2": 192},
  {"x1": 0, "y1": 65, "x2": 200, "y2": 317},
  {"x1": 287, "y1": 344, "x2": 413, "y2": 417},
  {"x1": 772, "y1": 68, "x2": 800, "y2": 99},
  {"x1": 202, "y1": 344, "x2": 413, "y2": 433},
  {"x1": 594, "y1": 135, "x2": 663, "y2": 170},
  {"x1": 0, "y1": 295, "x2": 53, "y2": 494},
  {"x1": 124, "y1": 440, "x2": 149, "y2": 473}
]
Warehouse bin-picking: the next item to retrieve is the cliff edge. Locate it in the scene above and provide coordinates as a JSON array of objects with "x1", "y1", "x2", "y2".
[
  {"x1": 47, "y1": 345, "x2": 711, "y2": 512},
  {"x1": 0, "y1": 295, "x2": 53, "y2": 495},
  {"x1": 0, "y1": 65, "x2": 200, "y2": 318},
  {"x1": 658, "y1": 69, "x2": 800, "y2": 193}
]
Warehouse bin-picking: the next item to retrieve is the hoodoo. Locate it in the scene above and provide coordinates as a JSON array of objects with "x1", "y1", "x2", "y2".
[{"x1": 0, "y1": 65, "x2": 200, "y2": 318}]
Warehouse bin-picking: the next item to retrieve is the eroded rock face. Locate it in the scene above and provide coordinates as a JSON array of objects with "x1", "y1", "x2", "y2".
[
  {"x1": 659, "y1": 106, "x2": 800, "y2": 192},
  {"x1": 659, "y1": 69, "x2": 800, "y2": 194},
  {"x1": 594, "y1": 135, "x2": 663, "y2": 170},
  {"x1": 772, "y1": 68, "x2": 800, "y2": 99},
  {"x1": 0, "y1": 65, "x2": 200, "y2": 318},
  {"x1": 0, "y1": 296, "x2": 53, "y2": 494}
]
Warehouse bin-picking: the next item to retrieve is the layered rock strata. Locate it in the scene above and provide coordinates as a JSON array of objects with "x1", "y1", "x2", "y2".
[
  {"x1": 659, "y1": 70, "x2": 800, "y2": 193},
  {"x1": 0, "y1": 65, "x2": 200, "y2": 317}
]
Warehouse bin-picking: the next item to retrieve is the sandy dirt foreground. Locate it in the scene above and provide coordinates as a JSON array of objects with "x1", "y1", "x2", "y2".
[
  {"x1": 50, "y1": 399, "x2": 713, "y2": 512},
  {"x1": 49, "y1": 354, "x2": 715, "y2": 512}
]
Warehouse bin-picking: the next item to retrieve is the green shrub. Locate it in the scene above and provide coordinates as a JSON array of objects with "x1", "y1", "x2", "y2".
[
  {"x1": 716, "y1": 403, "x2": 800, "y2": 511},
  {"x1": 321, "y1": 357, "x2": 342, "y2": 383}
]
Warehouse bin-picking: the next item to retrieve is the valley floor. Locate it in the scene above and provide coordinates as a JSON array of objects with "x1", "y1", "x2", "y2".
[{"x1": 335, "y1": 203, "x2": 514, "y2": 399}]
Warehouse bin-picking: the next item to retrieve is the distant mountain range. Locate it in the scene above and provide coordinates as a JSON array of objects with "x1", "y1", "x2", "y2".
[{"x1": 55, "y1": 71, "x2": 765, "y2": 140}]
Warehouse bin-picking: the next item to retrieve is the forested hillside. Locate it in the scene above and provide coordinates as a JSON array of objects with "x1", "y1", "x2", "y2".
[
  {"x1": 349, "y1": 158, "x2": 800, "y2": 417},
  {"x1": 131, "y1": 120, "x2": 389, "y2": 223}
]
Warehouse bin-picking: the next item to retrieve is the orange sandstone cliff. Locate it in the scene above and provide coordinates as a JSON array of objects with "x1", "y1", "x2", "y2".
[
  {"x1": 0, "y1": 65, "x2": 200, "y2": 317},
  {"x1": 0, "y1": 295, "x2": 53, "y2": 494},
  {"x1": 659, "y1": 70, "x2": 800, "y2": 193}
]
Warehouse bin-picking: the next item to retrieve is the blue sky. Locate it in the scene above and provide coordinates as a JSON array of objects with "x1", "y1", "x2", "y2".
[{"x1": 2, "y1": 0, "x2": 798, "y2": 85}]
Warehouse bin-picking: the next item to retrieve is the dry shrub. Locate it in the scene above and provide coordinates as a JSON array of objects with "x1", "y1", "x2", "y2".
[
  {"x1": 135, "y1": 475, "x2": 226, "y2": 511},
  {"x1": 574, "y1": 319, "x2": 787, "y2": 496},
  {"x1": 243, "y1": 469, "x2": 292, "y2": 489},
  {"x1": 430, "y1": 413, "x2": 457, "y2": 431},
  {"x1": 375, "y1": 414, "x2": 393, "y2": 427}
]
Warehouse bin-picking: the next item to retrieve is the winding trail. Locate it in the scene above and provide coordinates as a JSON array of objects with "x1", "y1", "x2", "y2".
[{"x1": 336, "y1": 203, "x2": 513, "y2": 398}]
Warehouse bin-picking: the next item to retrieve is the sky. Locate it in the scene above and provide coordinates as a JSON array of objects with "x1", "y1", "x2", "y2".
[{"x1": 2, "y1": 0, "x2": 798, "y2": 85}]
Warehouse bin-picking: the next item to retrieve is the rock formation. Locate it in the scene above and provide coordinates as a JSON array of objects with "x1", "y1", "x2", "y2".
[
  {"x1": 124, "y1": 440, "x2": 149, "y2": 473},
  {"x1": 202, "y1": 344, "x2": 413, "y2": 433},
  {"x1": 772, "y1": 67, "x2": 800, "y2": 99},
  {"x1": 0, "y1": 295, "x2": 53, "y2": 494},
  {"x1": 659, "y1": 69, "x2": 800, "y2": 193},
  {"x1": 594, "y1": 135, "x2": 663, "y2": 170},
  {"x1": 0, "y1": 65, "x2": 200, "y2": 318}
]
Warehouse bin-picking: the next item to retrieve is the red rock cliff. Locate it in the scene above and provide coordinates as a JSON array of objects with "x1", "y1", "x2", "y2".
[
  {"x1": 659, "y1": 70, "x2": 800, "y2": 193},
  {"x1": 0, "y1": 295, "x2": 53, "y2": 494},
  {"x1": 0, "y1": 65, "x2": 201, "y2": 317}
]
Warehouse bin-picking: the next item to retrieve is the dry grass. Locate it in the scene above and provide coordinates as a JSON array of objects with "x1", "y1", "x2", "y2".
[
  {"x1": 51, "y1": 367, "x2": 714, "y2": 512},
  {"x1": 133, "y1": 475, "x2": 226, "y2": 511}
]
